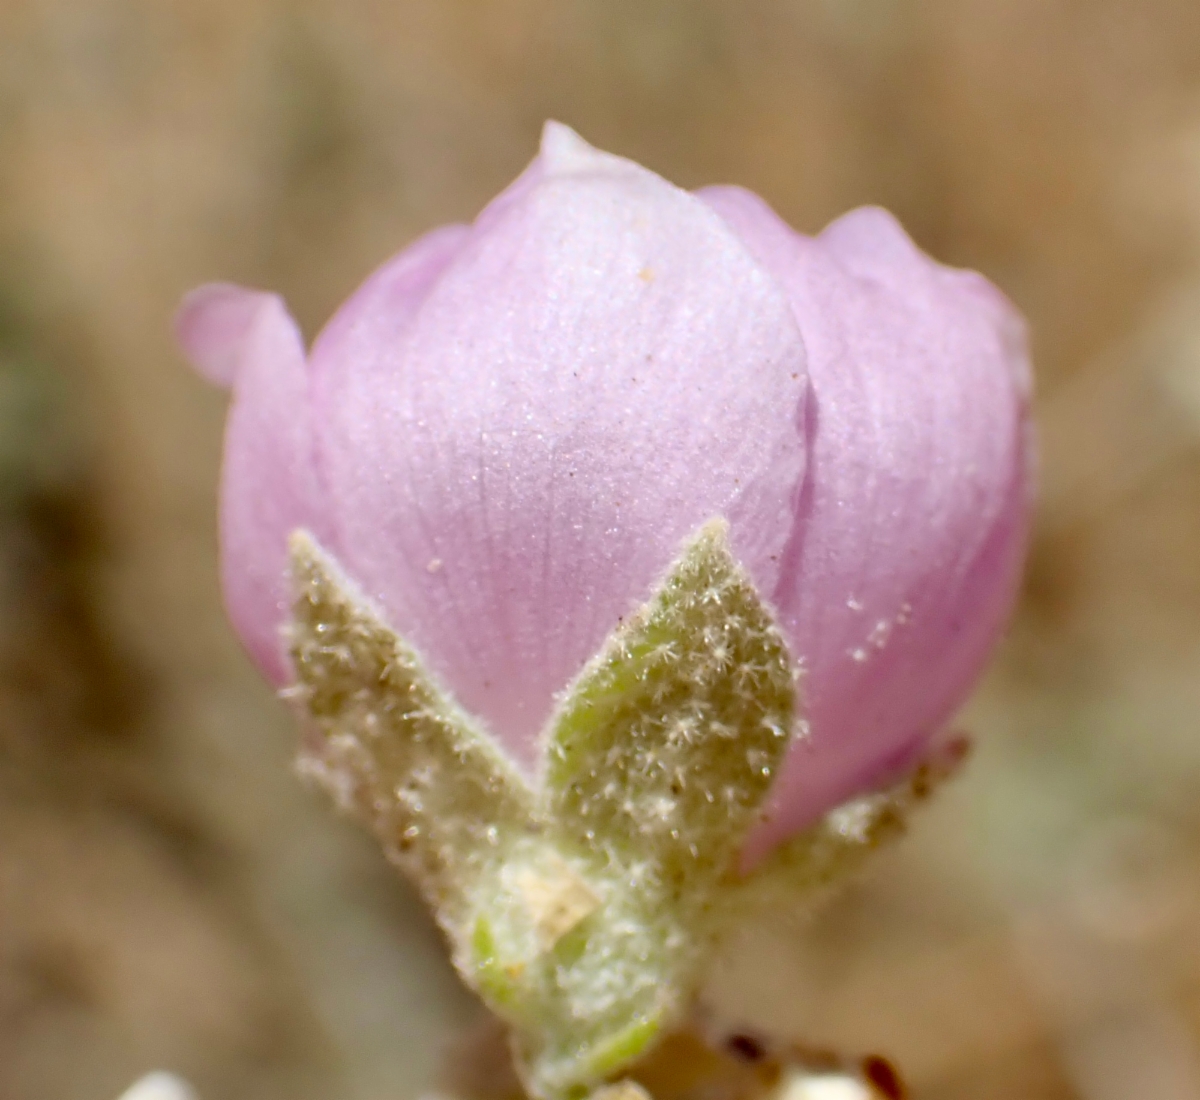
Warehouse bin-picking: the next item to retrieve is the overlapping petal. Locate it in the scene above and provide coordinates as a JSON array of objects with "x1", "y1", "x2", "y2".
[
  {"x1": 698, "y1": 188, "x2": 1031, "y2": 859},
  {"x1": 177, "y1": 287, "x2": 328, "y2": 685}
]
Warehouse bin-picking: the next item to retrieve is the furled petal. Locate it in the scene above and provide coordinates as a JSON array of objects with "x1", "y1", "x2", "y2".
[
  {"x1": 699, "y1": 188, "x2": 1031, "y2": 861},
  {"x1": 309, "y1": 124, "x2": 809, "y2": 768},
  {"x1": 177, "y1": 286, "x2": 326, "y2": 683},
  {"x1": 176, "y1": 283, "x2": 273, "y2": 389}
]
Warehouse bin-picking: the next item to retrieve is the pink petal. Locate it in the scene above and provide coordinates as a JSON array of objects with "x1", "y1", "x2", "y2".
[
  {"x1": 179, "y1": 286, "x2": 326, "y2": 684},
  {"x1": 309, "y1": 223, "x2": 471, "y2": 368},
  {"x1": 310, "y1": 125, "x2": 809, "y2": 770},
  {"x1": 699, "y1": 188, "x2": 1031, "y2": 862},
  {"x1": 175, "y1": 283, "x2": 278, "y2": 389}
]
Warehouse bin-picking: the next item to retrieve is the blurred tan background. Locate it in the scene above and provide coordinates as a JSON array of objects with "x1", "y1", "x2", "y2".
[{"x1": 1, "y1": 1, "x2": 1200, "y2": 1098}]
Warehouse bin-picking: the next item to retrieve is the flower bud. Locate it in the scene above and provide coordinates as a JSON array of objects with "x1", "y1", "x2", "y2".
[
  {"x1": 180, "y1": 123, "x2": 1031, "y2": 1099},
  {"x1": 178, "y1": 122, "x2": 1030, "y2": 865}
]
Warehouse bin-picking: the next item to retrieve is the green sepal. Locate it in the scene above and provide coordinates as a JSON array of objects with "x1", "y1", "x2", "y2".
[
  {"x1": 545, "y1": 519, "x2": 795, "y2": 883},
  {"x1": 517, "y1": 522, "x2": 797, "y2": 1095},
  {"x1": 720, "y1": 736, "x2": 970, "y2": 924},
  {"x1": 287, "y1": 531, "x2": 537, "y2": 944},
  {"x1": 286, "y1": 523, "x2": 800, "y2": 1100}
]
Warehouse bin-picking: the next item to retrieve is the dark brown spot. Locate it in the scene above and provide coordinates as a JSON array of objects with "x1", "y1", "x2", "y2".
[
  {"x1": 862, "y1": 1055, "x2": 904, "y2": 1099},
  {"x1": 727, "y1": 1034, "x2": 766, "y2": 1062}
]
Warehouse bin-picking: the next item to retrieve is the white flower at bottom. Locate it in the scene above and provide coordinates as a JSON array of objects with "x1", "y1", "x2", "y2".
[
  {"x1": 777, "y1": 1074, "x2": 874, "y2": 1100},
  {"x1": 116, "y1": 1073, "x2": 196, "y2": 1100}
]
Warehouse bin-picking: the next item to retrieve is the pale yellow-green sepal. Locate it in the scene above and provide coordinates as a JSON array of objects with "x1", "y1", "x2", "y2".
[
  {"x1": 287, "y1": 531, "x2": 537, "y2": 945},
  {"x1": 722, "y1": 736, "x2": 969, "y2": 924},
  {"x1": 286, "y1": 524, "x2": 802, "y2": 1100},
  {"x1": 545, "y1": 520, "x2": 796, "y2": 886},
  {"x1": 523, "y1": 521, "x2": 798, "y2": 1096}
]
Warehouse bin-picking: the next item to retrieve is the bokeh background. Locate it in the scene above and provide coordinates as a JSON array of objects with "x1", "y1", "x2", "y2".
[{"x1": 2, "y1": 1, "x2": 1200, "y2": 1098}]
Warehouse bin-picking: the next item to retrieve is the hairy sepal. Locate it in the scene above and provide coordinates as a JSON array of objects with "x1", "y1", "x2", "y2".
[
  {"x1": 287, "y1": 523, "x2": 797, "y2": 1100},
  {"x1": 720, "y1": 735, "x2": 970, "y2": 926}
]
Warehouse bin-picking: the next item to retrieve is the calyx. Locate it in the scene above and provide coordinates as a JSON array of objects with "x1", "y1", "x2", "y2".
[{"x1": 285, "y1": 521, "x2": 951, "y2": 1100}]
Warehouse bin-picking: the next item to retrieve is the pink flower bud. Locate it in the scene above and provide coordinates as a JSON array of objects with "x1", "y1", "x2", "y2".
[{"x1": 178, "y1": 123, "x2": 1031, "y2": 863}]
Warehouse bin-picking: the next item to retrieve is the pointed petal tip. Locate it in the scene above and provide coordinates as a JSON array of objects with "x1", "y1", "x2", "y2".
[
  {"x1": 538, "y1": 120, "x2": 630, "y2": 178},
  {"x1": 175, "y1": 282, "x2": 291, "y2": 389}
]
